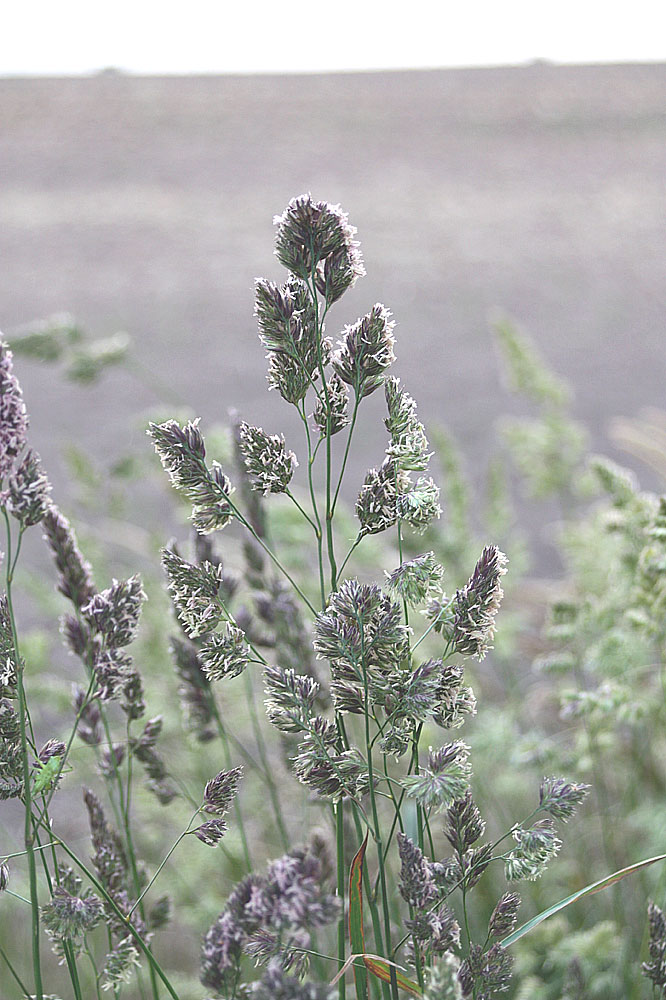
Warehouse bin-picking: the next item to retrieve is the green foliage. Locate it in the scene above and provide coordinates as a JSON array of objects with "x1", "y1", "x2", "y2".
[
  {"x1": 513, "y1": 918, "x2": 624, "y2": 999},
  {"x1": 8, "y1": 314, "x2": 130, "y2": 384},
  {"x1": 491, "y1": 317, "x2": 570, "y2": 409}
]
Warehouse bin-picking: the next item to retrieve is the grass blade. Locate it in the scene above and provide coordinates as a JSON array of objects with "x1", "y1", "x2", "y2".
[
  {"x1": 349, "y1": 832, "x2": 369, "y2": 1000},
  {"x1": 501, "y1": 853, "x2": 666, "y2": 948},
  {"x1": 363, "y1": 957, "x2": 422, "y2": 997}
]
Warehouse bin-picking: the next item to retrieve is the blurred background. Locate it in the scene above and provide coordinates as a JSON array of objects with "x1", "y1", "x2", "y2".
[
  {"x1": 1, "y1": 4, "x2": 666, "y2": 997},
  {"x1": 1, "y1": 1, "x2": 665, "y2": 536}
]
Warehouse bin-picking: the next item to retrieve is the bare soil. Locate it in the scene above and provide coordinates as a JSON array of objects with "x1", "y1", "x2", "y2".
[{"x1": 1, "y1": 64, "x2": 665, "y2": 533}]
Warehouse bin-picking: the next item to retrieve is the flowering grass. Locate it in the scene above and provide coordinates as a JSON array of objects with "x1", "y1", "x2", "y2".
[{"x1": 1, "y1": 196, "x2": 665, "y2": 1000}]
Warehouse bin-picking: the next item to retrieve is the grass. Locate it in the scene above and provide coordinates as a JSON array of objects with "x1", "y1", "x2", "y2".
[{"x1": 2, "y1": 196, "x2": 666, "y2": 999}]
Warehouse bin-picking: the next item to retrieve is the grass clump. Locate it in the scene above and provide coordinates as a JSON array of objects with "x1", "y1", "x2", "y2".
[{"x1": 1, "y1": 195, "x2": 665, "y2": 1000}]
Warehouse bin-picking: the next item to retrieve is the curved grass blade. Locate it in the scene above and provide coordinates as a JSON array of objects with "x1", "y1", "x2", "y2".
[
  {"x1": 349, "y1": 832, "x2": 369, "y2": 1000},
  {"x1": 501, "y1": 853, "x2": 666, "y2": 948},
  {"x1": 330, "y1": 954, "x2": 418, "y2": 990},
  {"x1": 364, "y1": 957, "x2": 422, "y2": 997},
  {"x1": 346, "y1": 831, "x2": 422, "y2": 997}
]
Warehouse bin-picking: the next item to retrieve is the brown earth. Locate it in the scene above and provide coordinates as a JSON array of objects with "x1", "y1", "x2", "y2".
[{"x1": 1, "y1": 63, "x2": 665, "y2": 534}]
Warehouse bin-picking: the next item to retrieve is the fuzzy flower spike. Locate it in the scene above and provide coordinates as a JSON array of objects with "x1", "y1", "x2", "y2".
[
  {"x1": 148, "y1": 418, "x2": 235, "y2": 534},
  {"x1": 452, "y1": 545, "x2": 508, "y2": 659},
  {"x1": 273, "y1": 194, "x2": 365, "y2": 303},
  {"x1": 333, "y1": 304, "x2": 396, "y2": 400},
  {"x1": 0, "y1": 339, "x2": 28, "y2": 482}
]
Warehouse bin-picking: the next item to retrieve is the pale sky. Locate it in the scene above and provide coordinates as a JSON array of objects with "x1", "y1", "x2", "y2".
[{"x1": 2, "y1": 0, "x2": 664, "y2": 76}]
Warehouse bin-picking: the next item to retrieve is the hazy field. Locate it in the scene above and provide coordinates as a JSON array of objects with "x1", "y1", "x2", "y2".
[{"x1": 1, "y1": 63, "x2": 665, "y2": 517}]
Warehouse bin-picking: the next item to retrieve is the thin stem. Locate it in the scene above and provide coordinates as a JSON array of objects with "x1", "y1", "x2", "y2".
[
  {"x1": 95, "y1": 709, "x2": 159, "y2": 1000},
  {"x1": 207, "y1": 698, "x2": 253, "y2": 872},
  {"x1": 3, "y1": 511, "x2": 43, "y2": 1000},
  {"x1": 128, "y1": 808, "x2": 201, "y2": 919},
  {"x1": 5, "y1": 887, "x2": 31, "y2": 904},
  {"x1": 373, "y1": 729, "x2": 422, "y2": 897},
  {"x1": 307, "y1": 269, "x2": 337, "y2": 591},
  {"x1": 216, "y1": 594, "x2": 268, "y2": 666},
  {"x1": 286, "y1": 487, "x2": 320, "y2": 533},
  {"x1": 207, "y1": 597, "x2": 289, "y2": 848},
  {"x1": 2, "y1": 842, "x2": 59, "y2": 862},
  {"x1": 395, "y1": 514, "x2": 409, "y2": 627},
  {"x1": 243, "y1": 669, "x2": 290, "y2": 849},
  {"x1": 380, "y1": 753, "x2": 423, "y2": 989},
  {"x1": 337, "y1": 535, "x2": 362, "y2": 580},
  {"x1": 298, "y1": 401, "x2": 326, "y2": 608},
  {"x1": 375, "y1": 754, "x2": 424, "y2": 989},
  {"x1": 396, "y1": 515, "x2": 427, "y2": 868},
  {"x1": 229, "y1": 494, "x2": 317, "y2": 614},
  {"x1": 345, "y1": 798, "x2": 391, "y2": 1000},
  {"x1": 391, "y1": 805, "x2": 545, "y2": 960},
  {"x1": 461, "y1": 883, "x2": 472, "y2": 955},
  {"x1": 31, "y1": 820, "x2": 84, "y2": 1000},
  {"x1": 0, "y1": 941, "x2": 32, "y2": 998},
  {"x1": 205, "y1": 695, "x2": 268, "y2": 779},
  {"x1": 331, "y1": 396, "x2": 360, "y2": 515},
  {"x1": 164, "y1": 769, "x2": 201, "y2": 810},
  {"x1": 358, "y1": 620, "x2": 398, "y2": 1000},
  {"x1": 33, "y1": 673, "x2": 97, "y2": 828},
  {"x1": 64, "y1": 940, "x2": 85, "y2": 1000},
  {"x1": 335, "y1": 802, "x2": 346, "y2": 1000},
  {"x1": 46, "y1": 833, "x2": 182, "y2": 1000},
  {"x1": 84, "y1": 940, "x2": 104, "y2": 1000},
  {"x1": 411, "y1": 605, "x2": 450, "y2": 652},
  {"x1": 571, "y1": 659, "x2": 629, "y2": 990}
]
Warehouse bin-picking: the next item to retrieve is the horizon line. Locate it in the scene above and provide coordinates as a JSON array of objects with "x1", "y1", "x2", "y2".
[{"x1": 2, "y1": 57, "x2": 665, "y2": 81}]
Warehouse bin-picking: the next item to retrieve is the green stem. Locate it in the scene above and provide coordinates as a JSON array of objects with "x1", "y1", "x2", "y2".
[
  {"x1": 331, "y1": 396, "x2": 360, "y2": 515},
  {"x1": 298, "y1": 401, "x2": 326, "y2": 608},
  {"x1": 3, "y1": 512, "x2": 43, "y2": 1000},
  {"x1": 396, "y1": 516, "x2": 428, "y2": 869},
  {"x1": 33, "y1": 673, "x2": 97, "y2": 831},
  {"x1": 206, "y1": 597, "x2": 288, "y2": 849},
  {"x1": 571, "y1": 660, "x2": 629, "y2": 989},
  {"x1": 286, "y1": 487, "x2": 320, "y2": 533},
  {"x1": 5, "y1": 888, "x2": 31, "y2": 904},
  {"x1": 0, "y1": 941, "x2": 32, "y2": 998},
  {"x1": 230, "y1": 495, "x2": 317, "y2": 614},
  {"x1": 3, "y1": 842, "x2": 59, "y2": 862},
  {"x1": 63, "y1": 939, "x2": 85, "y2": 1000},
  {"x1": 461, "y1": 884, "x2": 472, "y2": 955},
  {"x1": 96, "y1": 709, "x2": 159, "y2": 1000},
  {"x1": 391, "y1": 805, "x2": 545, "y2": 960},
  {"x1": 380, "y1": 755, "x2": 424, "y2": 991},
  {"x1": 212, "y1": 596, "x2": 288, "y2": 835},
  {"x1": 84, "y1": 940, "x2": 104, "y2": 1000},
  {"x1": 34, "y1": 820, "x2": 84, "y2": 1000},
  {"x1": 128, "y1": 808, "x2": 201, "y2": 919},
  {"x1": 337, "y1": 536, "x2": 362, "y2": 581},
  {"x1": 205, "y1": 695, "x2": 268, "y2": 779},
  {"x1": 243, "y1": 669, "x2": 290, "y2": 849},
  {"x1": 411, "y1": 604, "x2": 451, "y2": 652},
  {"x1": 47, "y1": 834, "x2": 182, "y2": 1000},
  {"x1": 346, "y1": 801, "x2": 391, "y2": 1000},
  {"x1": 335, "y1": 801, "x2": 346, "y2": 1000},
  {"x1": 359, "y1": 622, "x2": 398, "y2": 1000},
  {"x1": 307, "y1": 270, "x2": 337, "y2": 591},
  {"x1": 208, "y1": 698, "x2": 253, "y2": 872}
]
